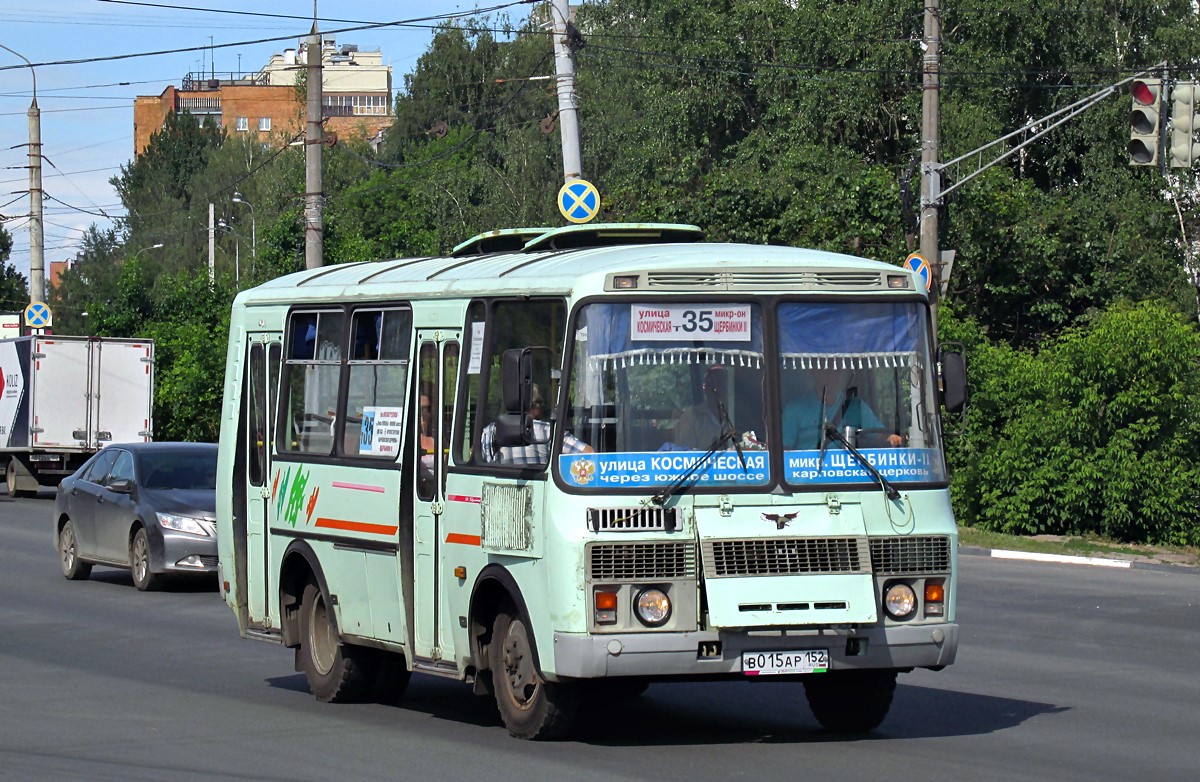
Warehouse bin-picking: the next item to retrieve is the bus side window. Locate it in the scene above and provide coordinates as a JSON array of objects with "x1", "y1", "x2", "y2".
[
  {"x1": 458, "y1": 298, "x2": 567, "y2": 467},
  {"x1": 281, "y1": 310, "x2": 343, "y2": 455},
  {"x1": 344, "y1": 307, "x2": 412, "y2": 458}
]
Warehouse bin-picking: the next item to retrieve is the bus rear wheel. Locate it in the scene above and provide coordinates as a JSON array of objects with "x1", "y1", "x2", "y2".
[
  {"x1": 299, "y1": 581, "x2": 377, "y2": 702},
  {"x1": 803, "y1": 669, "x2": 897, "y2": 734},
  {"x1": 489, "y1": 607, "x2": 579, "y2": 740}
]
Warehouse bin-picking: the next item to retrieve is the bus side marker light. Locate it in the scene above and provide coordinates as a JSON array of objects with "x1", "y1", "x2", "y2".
[
  {"x1": 595, "y1": 590, "x2": 618, "y2": 624},
  {"x1": 454, "y1": 566, "x2": 467, "y2": 580}
]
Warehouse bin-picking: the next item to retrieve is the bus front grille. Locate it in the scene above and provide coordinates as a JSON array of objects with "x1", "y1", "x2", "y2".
[
  {"x1": 702, "y1": 537, "x2": 871, "y2": 578},
  {"x1": 588, "y1": 542, "x2": 696, "y2": 581},
  {"x1": 869, "y1": 535, "x2": 952, "y2": 575},
  {"x1": 588, "y1": 506, "x2": 677, "y2": 532}
]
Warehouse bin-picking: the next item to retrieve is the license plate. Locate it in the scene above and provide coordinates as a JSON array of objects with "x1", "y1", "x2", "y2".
[{"x1": 742, "y1": 649, "x2": 829, "y2": 676}]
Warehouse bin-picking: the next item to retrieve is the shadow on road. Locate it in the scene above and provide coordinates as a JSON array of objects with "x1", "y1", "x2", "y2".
[{"x1": 267, "y1": 669, "x2": 1064, "y2": 744}]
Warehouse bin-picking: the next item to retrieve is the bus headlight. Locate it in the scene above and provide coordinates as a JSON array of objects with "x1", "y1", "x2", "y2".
[
  {"x1": 883, "y1": 583, "x2": 917, "y2": 619},
  {"x1": 634, "y1": 588, "x2": 671, "y2": 627}
]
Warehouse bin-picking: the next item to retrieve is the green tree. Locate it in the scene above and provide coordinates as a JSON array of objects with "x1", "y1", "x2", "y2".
[
  {"x1": 48, "y1": 226, "x2": 121, "y2": 334},
  {"x1": 0, "y1": 225, "x2": 28, "y2": 314}
]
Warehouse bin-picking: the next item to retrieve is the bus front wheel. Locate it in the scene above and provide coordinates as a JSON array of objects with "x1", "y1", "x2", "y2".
[
  {"x1": 489, "y1": 607, "x2": 579, "y2": 740},
  {"x1": 299, "y1": 581, "x2": 376, "y2": 702},
  {"x1": 803, "y1": 668, "x2": 897, "y2": 734}
]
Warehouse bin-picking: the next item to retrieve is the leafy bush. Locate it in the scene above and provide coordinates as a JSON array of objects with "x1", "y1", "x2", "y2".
[{"x1": 948, "y1": 301, "x2": 1200, "y2": 546}]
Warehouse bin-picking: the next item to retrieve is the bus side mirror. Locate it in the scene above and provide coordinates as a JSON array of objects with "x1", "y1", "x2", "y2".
[
  {"x1": 500, "y1": 349, "x2": 532, "y2": 415},
  {"x1": 940, "y1": 347, "x2": 968, "y2": 414}
]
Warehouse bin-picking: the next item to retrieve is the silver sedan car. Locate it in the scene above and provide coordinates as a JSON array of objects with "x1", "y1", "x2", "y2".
[{"x1": 53, "y1": 442, "x2": 218, "y2": 590}]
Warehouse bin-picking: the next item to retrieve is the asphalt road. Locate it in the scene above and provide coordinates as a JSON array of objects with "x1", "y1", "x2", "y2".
[{"x1": 3, "y1": 489, "x2": 1198, "y2": 781}]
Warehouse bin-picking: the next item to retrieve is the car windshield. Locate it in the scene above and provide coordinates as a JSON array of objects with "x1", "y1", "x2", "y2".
[
  {"x1": 559, "y1": 299, "x2": 947, "y2": 492},
  {"x1": 141, "y1": 450, "x2": 218, "y2": 491}
]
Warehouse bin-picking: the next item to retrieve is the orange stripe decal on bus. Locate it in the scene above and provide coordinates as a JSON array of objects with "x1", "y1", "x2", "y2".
[
  {"x1": 445, "y1": 533, "x2": 482, "y2": 546},
  {"x1": 314, "y1": 518, "x2": 399, "y2": 536}
]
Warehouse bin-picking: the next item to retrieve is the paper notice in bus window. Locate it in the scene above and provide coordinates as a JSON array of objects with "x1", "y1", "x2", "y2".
[
  {"x1": 631, "y1": 305, "x2": 752, "y2": 342},
  {"x1": 468, "y1": 321, "x2": 486, "y2": 374},
  {"x1": 360, "y1": 406, "x2": 403, "y2": 456}
]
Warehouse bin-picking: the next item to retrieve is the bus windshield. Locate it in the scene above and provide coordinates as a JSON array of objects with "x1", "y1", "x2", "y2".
[
  {"x1": 776, "y1": 301, "x2": 947, "y2": 489},
  {"x1": 561, "y1": 301, "x2": 769, "y2": 491},
  {"x1": 559, "y1": 299, "x2": 946, "y2": 492}
]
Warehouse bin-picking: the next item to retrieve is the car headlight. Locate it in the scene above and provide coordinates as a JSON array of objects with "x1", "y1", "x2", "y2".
[
  {"x1": 156, "y1": 512, "x2": 211, "y2": 537},
  {"x1": 883, "y1": 583, "x2": 917, "y2": 619},
  {"x1": 634, "y1": 588, "x2": 672, "y2": 627}
]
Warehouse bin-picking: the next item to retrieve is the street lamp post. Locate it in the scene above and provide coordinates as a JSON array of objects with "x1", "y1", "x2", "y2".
[
  {"x1": 0, "y1": 44, "x2": 44, "y2": 305},
  {"x1": 231, "y1": 192, "x2": 256, "y2": 259},
  {"x1": 129, "y1": 242, "x2": 164, "y2": 262}
]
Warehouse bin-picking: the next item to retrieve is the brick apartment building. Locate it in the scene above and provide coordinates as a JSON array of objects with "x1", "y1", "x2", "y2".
[{"x1": 133, "y1": 39, "x2": 393, "y2": 155}]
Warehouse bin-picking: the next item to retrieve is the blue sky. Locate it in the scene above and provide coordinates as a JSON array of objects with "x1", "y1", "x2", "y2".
[{"x1": 0, "y1": 0, "x2": 531, "y2": 297}]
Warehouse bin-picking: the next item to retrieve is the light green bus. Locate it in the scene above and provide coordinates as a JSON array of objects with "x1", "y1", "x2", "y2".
[{"x1": 215, "y1": 223, "x2": 967, "y2": 739}]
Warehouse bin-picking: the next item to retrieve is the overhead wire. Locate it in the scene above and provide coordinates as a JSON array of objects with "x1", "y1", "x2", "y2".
[{"x1": 0, "y1": 2, "x2": 537, "y2": 72}]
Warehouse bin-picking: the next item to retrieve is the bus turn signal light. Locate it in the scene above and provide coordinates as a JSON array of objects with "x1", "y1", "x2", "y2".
[
  {"x1": 925, "y1": 581, "x2": 945, "y2": 616},
  {"x1": 595, "y1": 590, "x2": 618, "y2": 624}
]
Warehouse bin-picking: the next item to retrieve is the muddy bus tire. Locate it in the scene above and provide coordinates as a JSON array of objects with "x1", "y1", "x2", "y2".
[
  {"x1": 490, "y1": 607, "x2": 579, "y2": 740},
  {"x1": 299, "y1": 581, "x2": 376, "y2": 702},
  {"x1": 803, "y1": 669, "x2": 897, "y2": 734}
]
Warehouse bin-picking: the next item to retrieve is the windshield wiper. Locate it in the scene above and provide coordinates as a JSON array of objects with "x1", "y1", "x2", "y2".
[
  {"x1": 651, "y1": 386, "x2": 749, "y2": 507},
  {"x1": 821, "y1": 422, "x2": 901, "y2": 501},
  {"x1": 650, "y1": 425, "x2": 738, "y2": 507},
  {"x1": 712, "y1": 391, "x2": 747, "y2": 471},
  {"x1": 816, "y1": 387, "x2": 831, "y2": 467}
]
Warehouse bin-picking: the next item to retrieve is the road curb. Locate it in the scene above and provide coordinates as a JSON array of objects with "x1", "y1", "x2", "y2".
[{"x1": 959, "y1": 545, "x2": 1198, "y2": 574}]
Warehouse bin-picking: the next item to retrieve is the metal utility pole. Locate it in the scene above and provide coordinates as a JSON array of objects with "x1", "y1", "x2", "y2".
[
  {"x1": 551, "y1": 0, "x2": 583, "y2": 182},
  {"x1": 208, "y1": 203, "x2": 216, "y2": 284},
  {"x1": 305, "y1": 23, "x2": 324, "y2": 269},
  {"x1": 920, "y1": 0, "x2": 942, "y2": 335},
  {"x1": 0, "y1": 44, "x2": 44, "y2": 304}
]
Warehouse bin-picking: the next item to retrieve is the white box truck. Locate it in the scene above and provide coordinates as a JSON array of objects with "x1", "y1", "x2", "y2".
[{"x1": 1, "y1": 335, "x2": 155, "y2": 496}]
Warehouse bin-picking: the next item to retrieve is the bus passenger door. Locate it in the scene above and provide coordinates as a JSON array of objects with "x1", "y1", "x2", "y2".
[
  {"x1": 245, "y1": 337, "x2": 280, "y2": 628},
  {"x1": 412, "y1": 330, "x2": 460, "y2": 662}
]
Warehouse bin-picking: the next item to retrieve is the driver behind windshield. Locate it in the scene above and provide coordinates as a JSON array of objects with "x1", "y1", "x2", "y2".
[
  {"x1": 782, "y1": 365, "x2": 903, "y2": 449},
  {"x1": 667, "y1": 365, "x2": 729, "y2": 450}
]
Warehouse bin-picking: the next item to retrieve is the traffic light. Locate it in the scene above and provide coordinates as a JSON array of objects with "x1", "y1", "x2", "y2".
[
  {"x1": 1128, "y1": 77, "x2": 1162, "y2": 166},
  {"x1": 1170, "y1": 81, "x2": 1200, "y2": 168}
]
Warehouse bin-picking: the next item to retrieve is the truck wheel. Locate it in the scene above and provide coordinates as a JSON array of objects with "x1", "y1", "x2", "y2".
[
  {"x1": 298, "y1": 581, "x2": 377, "y2": 702},
  {"x1": 6, "y1": 459, "x2": 35, "y2": 498},
  {"x1": 58, "y1": 521, "x2": 92, "y2": 580},
  {"x1": 489, "y1": 606, "x2": 579, "y2": 740},
  {"x1": 803, "y1": 669, "x2": 897, "y2": 734},
  {"x1": 130, "y1": 527, "x2": 160, "y2": 591}
]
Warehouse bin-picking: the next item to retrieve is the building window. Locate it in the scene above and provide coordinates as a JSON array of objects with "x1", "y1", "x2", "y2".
[
  {"x1": 258, "y1": 117, "x2": 271, "y2": 132},
  {"x1": 235, "y1": 116, "x2": 248, "y2": 132}
]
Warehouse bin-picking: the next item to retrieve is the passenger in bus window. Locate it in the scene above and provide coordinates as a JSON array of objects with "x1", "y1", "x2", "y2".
[
  {"x1": 782, "y1": 366, "x2": 902, "y2": 450},
  {"x1": 418, "y1": 394, "x2": 436, "y2": 492},
  {"x1": 480, "y1": 388, "x2": 593, "y2": 465},
  {"x1": 668, "y1": 365, "x2": 730, "y2": 450}
]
